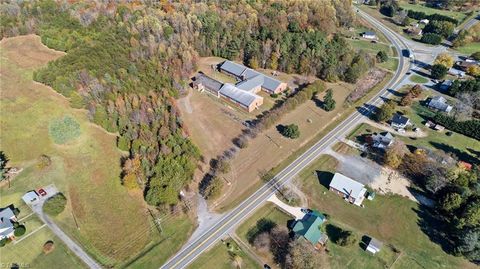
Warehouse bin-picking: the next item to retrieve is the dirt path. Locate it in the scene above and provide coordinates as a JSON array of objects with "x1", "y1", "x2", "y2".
[{"x1": 364, "y1": 119, "x2": 428, "y2": 138}]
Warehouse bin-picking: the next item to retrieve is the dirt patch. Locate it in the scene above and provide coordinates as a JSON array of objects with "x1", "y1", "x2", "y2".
[
  {"x1": 0, "y1": 35, "x2": 65, "y2": 69},
  {"x1": 346, "y1": 68, "x2": 387, "y2": 104}
]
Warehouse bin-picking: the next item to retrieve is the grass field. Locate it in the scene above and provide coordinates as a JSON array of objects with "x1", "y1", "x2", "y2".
[
  {"x1": 296, "y1": 154, "x2": 477, "y2": 269},
  {"x1": 0, "y1": 35, "x2": 194, "y2": 268},
  {"x1": 409, "y1": 74, "x2": 429, "y2": 83},
  {"x1": 378, "y1": 57, "x2": 399, "y2": 72},
  {"x1": 0, "y1": 217, "x2": 87, "y2": 269},
  {"x1": 187, "y1": 238, "x2": 259, "y2": 269},
  {"x1": 398, "y1": 1, "x2": 468, "y2": 22},
  {"x1": 455, "y1": 42, "x2": 480, "y2": 55}
]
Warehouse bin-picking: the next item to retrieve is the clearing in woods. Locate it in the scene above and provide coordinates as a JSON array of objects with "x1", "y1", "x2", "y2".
[{"x1": 0, "y1": 35, "x2": 192, "y2": 268}]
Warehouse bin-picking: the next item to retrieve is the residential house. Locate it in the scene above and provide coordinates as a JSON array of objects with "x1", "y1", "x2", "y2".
[
  {"x1": 22, "y1": 191, "x2": 39, "y2": 205},
  {"x1": 0, "y1": 207, "x2": 17, "y2": 240},
  {"x1": 406, "y1": 26, "x2": 422, "y2": 36},
  {"x1": 218, "y1": 60, "x2": 287, "y2": 94},
  {"x1": 366, "y1": 237, "x2": 383, "y2": 254},
  {"x1": 292, "y1": 211, "x2": 328, "y2": 249},
  {"x1": 362, "y1": 31, "x2": 376, "y2": 39},
  {"x1": 371, "y1": 132, "x2": 394, "y2": 149},
  {"x1": 390, "y1": 114, "x2": 410, "y2": 130},
  {"x1": 439, "y1": 80, "x2": 453, "y2": 91},
  {"x1": 329, "y1": 173, "x2": 367, "y2": 206},
  {"x1": 427, "y1": 96, "x2": 453, "y2": 114},
  {"x1": 455, "y1": 60, "x2": 477, "y2": 71}
]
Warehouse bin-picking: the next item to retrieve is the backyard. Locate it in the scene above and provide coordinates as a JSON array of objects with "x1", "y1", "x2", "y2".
[{"x1": 296, "y1": 154, "x2": 477, "y2": 269}]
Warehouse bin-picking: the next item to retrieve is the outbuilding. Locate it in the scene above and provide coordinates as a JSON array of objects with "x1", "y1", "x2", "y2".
[
  {"x1": 366, "y1": 237, "x2": 383, "y2": 254},
  {"x1": 22, "y1": 191, "x2": 39, "y2": 205}
]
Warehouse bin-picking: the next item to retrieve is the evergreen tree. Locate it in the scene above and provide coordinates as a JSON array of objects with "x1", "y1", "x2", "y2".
[{"x1": 323, "y1": 89, "x2": 336, "y2": 111}]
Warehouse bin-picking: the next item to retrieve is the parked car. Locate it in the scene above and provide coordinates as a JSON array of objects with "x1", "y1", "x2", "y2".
[{"x1": 37, "y1": 188, "x2": 47, "y2": 197}]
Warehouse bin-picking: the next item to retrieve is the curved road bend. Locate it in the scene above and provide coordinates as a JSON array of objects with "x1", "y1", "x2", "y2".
[{"x1": 161, "y1": 9, "x2": 412, "y2": 269}]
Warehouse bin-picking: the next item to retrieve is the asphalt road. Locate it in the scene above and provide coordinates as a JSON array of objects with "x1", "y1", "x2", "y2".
[{"x1": 161, "y1": 9, "x2": 412, "y2": 269}]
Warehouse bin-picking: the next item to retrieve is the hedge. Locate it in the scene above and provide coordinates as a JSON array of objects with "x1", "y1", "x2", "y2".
[
  {"x1": 433, "y1": 114, "x2": 480, "y2": 140},
  {"x1": 406, "y1": 10, "x2": 458, "y2": 25}
]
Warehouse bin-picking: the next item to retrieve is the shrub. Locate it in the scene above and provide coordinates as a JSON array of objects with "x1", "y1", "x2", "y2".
[
  {"x1": 202, "y1": 176, "x2": 224, "y2": 200},
  {"x1": 0, "y1": 238, "x2": 6, "y2": 247},
  {"x1": 420, "y1": 33, "x2": 442, "y2": 45},
  {"x1": 376, "y1": 50, "x2": 388, "y2": 63},
  {"x1": 43, "y1": 193, "x2": 67, "y2": 216},
  {"x1": 430, "y1": 64, "x2": 448, "y2": 79},
  {"x1": 37, "y1": 154, "x2": 52, "y2": 169},
  {"x1": 280, "y1": 124, "x2": 300, "y2": 139},
  {"x1": 337, "y1": 231, "x2": 357, "y2": 246},
  {"x1": 43, "y1": 241, "x2": 55, "y2": 254},
  {"x1": 233, "y1": 136, "x2": 248, "y2": 148},
  {"x1": 471, "y1": 52, "x2": 480, "y2": 61},
  {"x1": 270, "y1": 93, "x2": 279, "y2": 98},
  {"x1": 14, "y1": 225, "x2": 26, "y2": 237},
  {"x1": 467, "y1": 65, "x2": 480, "y2": 77},
  {"x1": 48, "y1": 116, "x2": 81, "y2": 144}
]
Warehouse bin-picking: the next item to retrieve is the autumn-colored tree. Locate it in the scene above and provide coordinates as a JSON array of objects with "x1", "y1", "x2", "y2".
[
  {"x1": 434, "y1": 53, "x2": 455, "y2": 69},
  {"x1": 467, "y1": 65, "x2": 480, "y2": 77}
]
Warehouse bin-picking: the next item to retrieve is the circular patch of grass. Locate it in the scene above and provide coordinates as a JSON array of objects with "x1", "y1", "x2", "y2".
[{"x1": 48, "y1": 116, "x2": 81, "y2": 144}]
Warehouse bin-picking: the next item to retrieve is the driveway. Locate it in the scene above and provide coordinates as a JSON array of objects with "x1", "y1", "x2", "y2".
[
  {"x1": 267, "y1": 194, "x2": 305, "y2": 220},
  {"x1": 28, "y1": 185, "x2": 102, "y2": 269}
]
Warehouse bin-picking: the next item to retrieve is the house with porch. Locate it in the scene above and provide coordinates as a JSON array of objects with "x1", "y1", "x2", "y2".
[
  {"x1": 371, "y1": 132, "x2": 394, "y2": 149},
  {"x1": 390, "y1": 114, "x2": 410, "y2": 130}
]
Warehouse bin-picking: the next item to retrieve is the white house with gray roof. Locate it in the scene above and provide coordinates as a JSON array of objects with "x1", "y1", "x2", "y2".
[
  {"x1": 0, "y1": 207, "x2": 17, "y2": 240},
  {"x1": 329, "y1": 173, "x2": 367, "y2": 206},
  {"x1": 428, "y1": 96, "x2": 453, "y2": 114}
]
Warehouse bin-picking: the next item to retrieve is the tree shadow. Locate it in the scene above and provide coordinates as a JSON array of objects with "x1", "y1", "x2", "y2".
[
  {"x1": 387, "y1": 88, "x2": 404, "y2": 97},
  {"x1": 430, "y1": 142, "x2": 479, "y2": 165},
  {"x1": 276, "y1": 124, "x2": 285, "y2": 134},
  {"x1": 356, "y1": 103, "x2": 378, "y2": 119},
  {"x1": 413, "y1": 203, "x2": 456, "y2": 254},
  {"x1": 313, "y1": 97, "x2": 324, "y2": 108},
  {"x1": 316, "y1": 170, "x2": 334, "y2": 189},
  {"x1": 246, "y1": 218, "x2": 277, "y2": 244}
]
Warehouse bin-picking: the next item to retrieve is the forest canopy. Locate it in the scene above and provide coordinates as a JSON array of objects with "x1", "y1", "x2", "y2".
[{"x1": 0, "y1": 0, "x2": 364, "y2": 206}]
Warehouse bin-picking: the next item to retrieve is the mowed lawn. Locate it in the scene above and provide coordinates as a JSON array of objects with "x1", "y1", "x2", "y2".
[
  {"x1": 0, "y1": 214, "x2": 86, "y2": 269},
  {"x1": 296, "y1": 154, "x2": 477, "y2": 269},
  {"x1": 187, "y1": 238, "x2": 259, "y2": 269},
  {"x1": 0, "y1": 35, "x2": 189, "y2": 268}
]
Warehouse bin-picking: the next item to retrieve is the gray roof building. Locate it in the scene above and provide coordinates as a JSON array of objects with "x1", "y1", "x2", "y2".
[
  {"x1": 219, "y1": 61, "x2": 285, "y2": 93},
  {"x1": 366, "y1": 237, "x2": 383, "y2": 254},
  {"x1": 372, "y1": 132, "x2": 394, "y2": 149},
  {"x1": 219, "y1": 83, "x2": 261, "y2": 108},
  {"x1": 0, "y1": 207, "x2": 16, "y2": 240},
  {"x1": 193, "y1": 73, "x2": 223, "y2": 93},
  {"x1": 428, "y1": 96, "x2": 453, "y2": 113},
  {"x1": 235, "y1": 75, "x2": 264, "y2": 92},
  {"x1": 329, "y1": 173, "x2": 367, "y2": 206}
]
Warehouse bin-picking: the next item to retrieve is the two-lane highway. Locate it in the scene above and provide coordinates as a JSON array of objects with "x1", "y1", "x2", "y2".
[{"x1": 161, "y1": 8, "x2": 412, "y2": 269}]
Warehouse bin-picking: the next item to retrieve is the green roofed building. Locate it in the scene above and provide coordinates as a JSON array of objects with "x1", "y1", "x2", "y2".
[{"x1": 292, "y1": 211, "x2": 327, "y2": 247}]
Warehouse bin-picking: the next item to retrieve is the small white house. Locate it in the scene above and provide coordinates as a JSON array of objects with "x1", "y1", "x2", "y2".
[
  {"x1": 366, "y1": 238, "x2": 383, "y2": 254},
  {"x1": 362, "y1": 31, "x2": 377, "y2": 40},
  {"x1": 329, "y1": 173, "x2": 367, "y2": 206},
  {"x1": 22, "y1": 191, "x2": 39, "y2": 205},
  {"x1": 390, "y1": 114, "x2": 411, "y2": 130}
]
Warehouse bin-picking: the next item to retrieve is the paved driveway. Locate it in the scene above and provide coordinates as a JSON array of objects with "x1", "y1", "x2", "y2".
[{"x1": 267, "y1": 194, "x2": 305, "y2": 220}]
